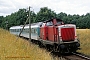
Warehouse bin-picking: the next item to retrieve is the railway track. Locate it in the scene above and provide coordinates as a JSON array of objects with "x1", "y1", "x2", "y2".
[
  {"x1": 62, "y1": 52, "x2": 90, "y2": 60},
  {"x1": 50, "y1": 52, "x2": 90, "y2": 60},
  {"x1": 20, "y1": 36, "x2": 90, "y2": 60}
]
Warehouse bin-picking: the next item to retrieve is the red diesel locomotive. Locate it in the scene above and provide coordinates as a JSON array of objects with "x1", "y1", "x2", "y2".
[{"x1": 39, "y1": 18, "x2": 80, "y2": 53}]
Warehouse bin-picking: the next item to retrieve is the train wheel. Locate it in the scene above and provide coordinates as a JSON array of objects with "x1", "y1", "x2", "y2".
[
  {"x1": 53, "y1": 44, "x2": 58, "y2": 52},
  {"x1": 38, "y1": 42, "x2": 44, "y2": 48},
  {"x1": 45, "y1": 44, "x2": 51, "y2": 51}
]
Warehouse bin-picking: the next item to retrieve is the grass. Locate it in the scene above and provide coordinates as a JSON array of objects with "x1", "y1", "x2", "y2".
[
  {"x1": 0, "y1": 28, "x2": 52, "y2": 60},
  {"x1": 77, "y1": 29, "x2": 90, "y2": 56},
  {"x1": 0, "y1": 28, "x2": 90, "y2": 60}
]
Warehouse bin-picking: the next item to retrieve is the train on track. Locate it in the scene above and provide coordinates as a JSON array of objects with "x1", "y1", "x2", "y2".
[{"x1": 10, "y1": 18, "x2": 80, "y2": 53}]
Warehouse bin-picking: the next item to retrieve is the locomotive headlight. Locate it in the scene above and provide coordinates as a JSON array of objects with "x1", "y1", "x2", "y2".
[
  {"x1": 76, "y1": 43, "x2": 80, "y2": 47},
  {"x1": 74, "y1": 39, "x2": 78, "y2": 42},
  {"x1": 74, "y1": 36, "x2": 78, "y2": 41}
]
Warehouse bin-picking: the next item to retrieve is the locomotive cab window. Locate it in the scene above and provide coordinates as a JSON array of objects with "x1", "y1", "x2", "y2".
[
  {"x1": 46, "y1": 21, "x2": 53, "y2": 26},
  {"x1": 57, "y1": 20, "x2": 64, "y2": 25}
]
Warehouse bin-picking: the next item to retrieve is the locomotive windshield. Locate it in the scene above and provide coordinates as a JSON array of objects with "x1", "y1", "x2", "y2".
[
  {"x1": 57, "y1": 21, "x2": 62, "y2": 25},
  {"x1": 46, "y1": 21, "x2": 53, "y2": 26},
  {"x1": 57, "y1": 20, "x2": 64, "y2": 25}
]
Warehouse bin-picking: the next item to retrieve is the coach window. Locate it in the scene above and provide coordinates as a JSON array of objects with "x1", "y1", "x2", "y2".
[
  {"x1": 10, "y1": 29, "x2": 11, "y2": 32},
  {"x1": 31, "y1": 28, "x2": 32, "y2": 33},
  {"x1": 20, "y1": 29, "x2": 21, "y2": 32},
  {"x1": 27, "y1": 29, "x2": 29, "y2": 33},
  {"x1": 12, "y1": 29, "x2": 14, "y2": 32},
  {"x1": 31, "y1": 28, "x2": 36, "y2": 33},
  {"x1": 20, "y1": 29, "x2": 21, "y2": 31},
  {"x1": 24, "y1": 29, "x2": 25, "y2": 32},
  {"x1": 25, "y1": 29, "x2": 26, "y2": 32},
  {"x1": 26, "y1": 29, "x2": 28, "y2": 32},
  {"x1": 24, "y1": 29, "x2": 26, "y2": 32},
  {"x1": 34, "y1": 28, "x2": 37, "y2": 33},
  {"x1": 18, "y1": 29, "x2": 20, "y2": 32},
  {"x1": 18, "y1": 29, "x2": 19, "y2": 32},
  {"x1": 33, "y1": 28, "x2": 35, "y2": 33},
  {"x1": 31, "y1": 28, "x2": 33, "y2": 33},
  {"x1": 17, "y1": 29, "x2": 18, "y2": 32},
  {"x1": 25, "y1": 29, "x2": 27, "y2": 32},
  {"x1": 13, "y1": 29, "x2": 15, "y2": 32},
  {"x1": 18, "y1": 29, "x2": 19, "y2": 31},
  {"x1": 14, "y1": 29, "x2": 15, "y2": 32},
  {"x1": 27, "y1": 29, "x2": 28, "y2": 32},
  {"x1": 19, "y1": 29, "x2": 20, "y2": 32},
  {"x1": 12, "y1": 29, "x2": 13, "y2": 32},
  {"x1": 16, "y1": 29, "x2": 17, "y2": 32},
  {"x1": 13, "y1": 29, "x2": 14, "y2": 32},
  {"x1": 15, "y1": 29, "x2": 16, "y2": 32}
]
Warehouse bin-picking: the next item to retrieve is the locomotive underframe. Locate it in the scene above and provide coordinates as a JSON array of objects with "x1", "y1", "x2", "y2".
[
  {"x1": 59, "y1": 42, "x2": 80, "y2": 53},
  {"x1": 39, "y1": 39, "x2": 80, "y2": 53}
]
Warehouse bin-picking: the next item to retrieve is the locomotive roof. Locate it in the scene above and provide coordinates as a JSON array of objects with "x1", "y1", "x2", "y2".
[{"x1": 44, "y1": 18, "x2": 62, "y2": 22}]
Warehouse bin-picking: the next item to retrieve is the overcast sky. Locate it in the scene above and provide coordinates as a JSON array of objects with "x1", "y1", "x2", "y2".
[{"x1": 0, "y1": 0, "x2": 90, "y2": 16}]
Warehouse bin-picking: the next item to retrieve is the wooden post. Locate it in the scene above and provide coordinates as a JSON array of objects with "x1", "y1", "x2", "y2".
[{"x1": 29, "y1": 6, "x2": 31, "y2": 41}]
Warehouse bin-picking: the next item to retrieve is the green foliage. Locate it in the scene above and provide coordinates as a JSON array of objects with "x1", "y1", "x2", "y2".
[
  {"x1": 36, "y1": 7, "x2": 56, "y2": 22},
  {"x1": 0, "y1": 16, "x2": 4, "y2": 27},
  {"x1": 1, "y1": 7, "x2": 90, "y2": 29}
]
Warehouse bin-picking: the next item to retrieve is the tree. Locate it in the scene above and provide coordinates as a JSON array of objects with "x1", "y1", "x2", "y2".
[
  {"x1": 0, "y1": 16, "x2": 4, "y2": 27},
  {"x1": 36, "y1": 7, "x2": 56, "y2": 22},
  {"x1": 56, "y1": 12, "x2": 67, "y2": 19},
  {"x1": 30, "y1": 11, "x2": 36, "y2": 23},
  {"x1": 1, "y1": 7, "x2": 90, "y2": 29}
]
